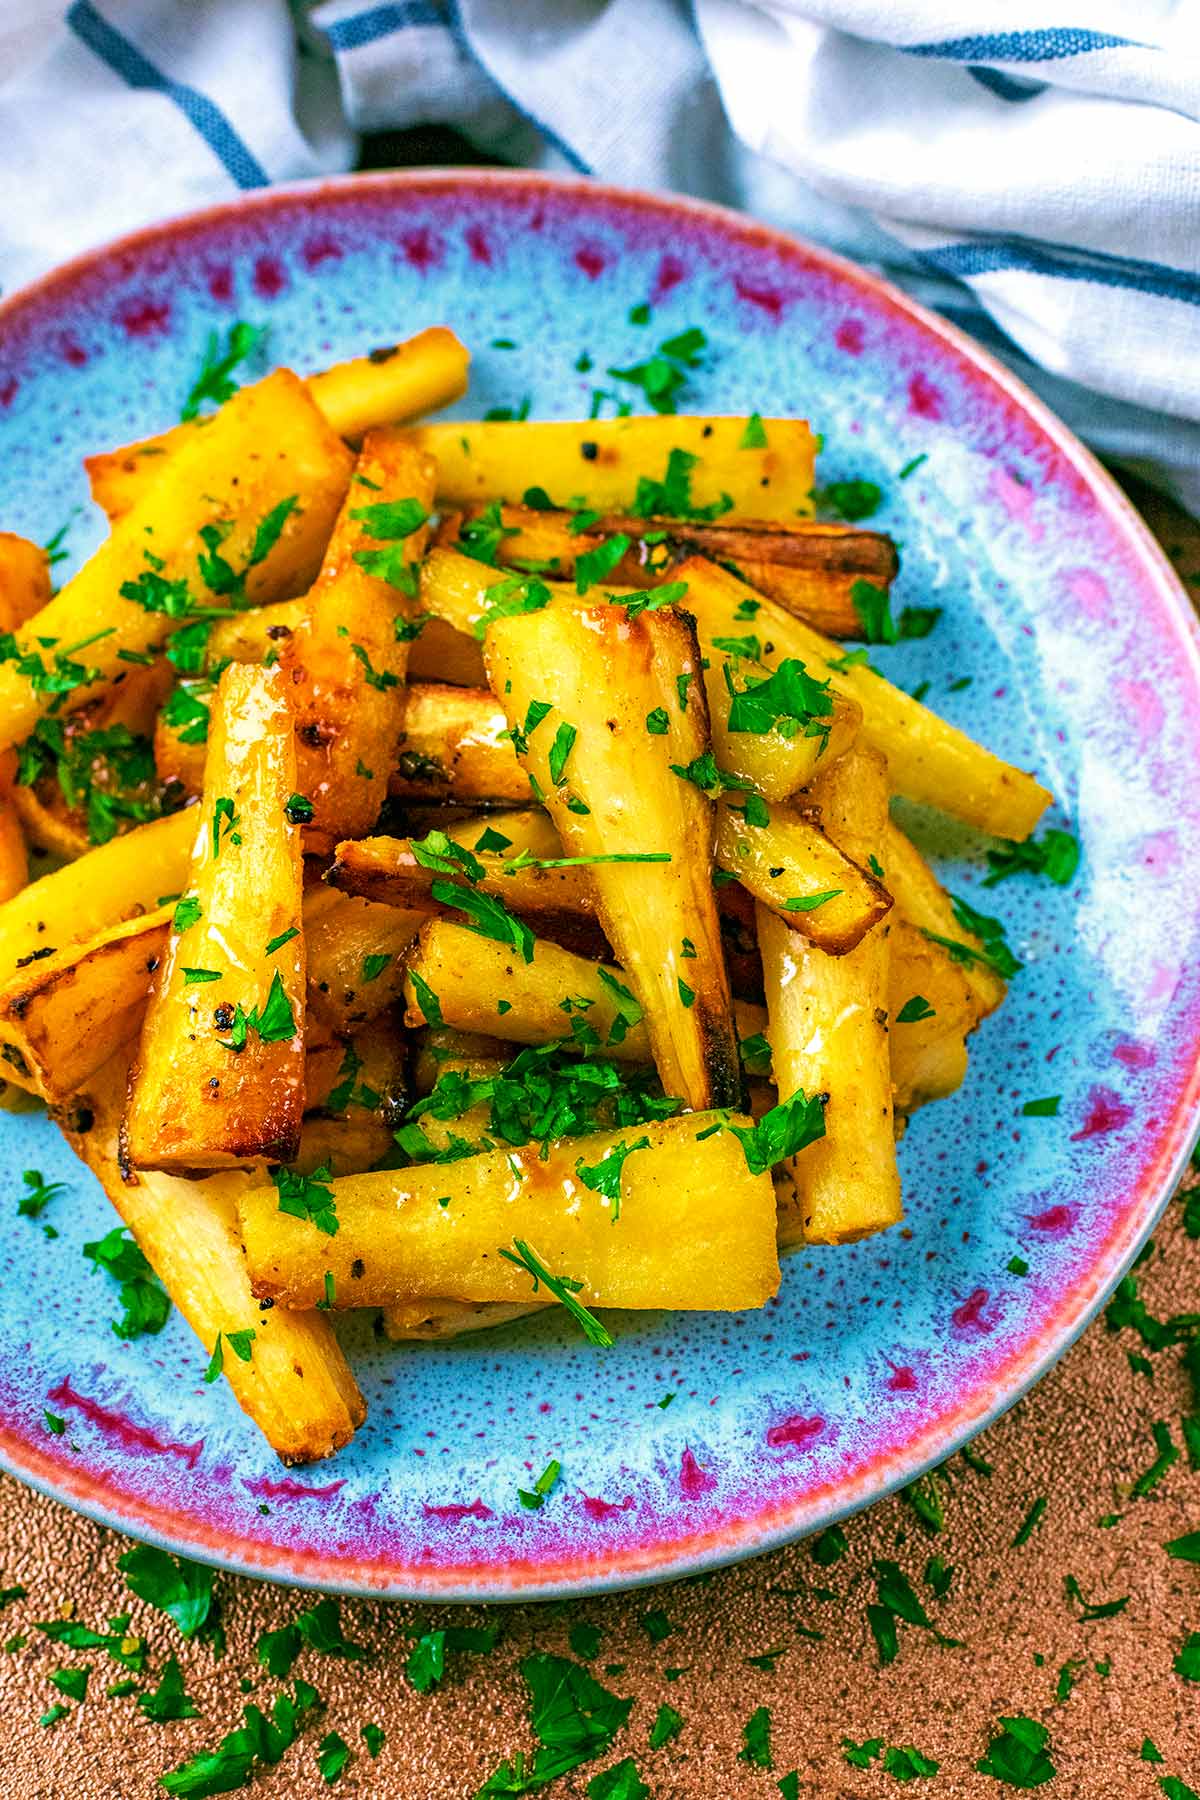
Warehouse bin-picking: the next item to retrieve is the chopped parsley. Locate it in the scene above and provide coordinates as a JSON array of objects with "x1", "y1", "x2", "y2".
[
  {"x1": 1012, "y1": 1496, "x2": 1047, "y2": 1547},
  {"x1": 348, "y1": 640, "x2": 399, "y2": 691},
  {"x1": 518, "y1": 1457, "x2": 562, "y2": 1511},
  {"x1": 607, "y1": 327, "x2": 707, "y2": 415},
  {"x1": 211, "y1": 795, "x2": 241, "y2": 858},
  {"x1": 922, "y1": 894, "x2": 1023, "y2": 980},
  {"x1": 738, "y1": 1705, "x2": 772, "y2": 1769},
  {"x1": 784, "y1": 889, "x2": 842, "y2": 913},
  {"x1": 1064, "y1": 1574, "x2": 1129, "y2": 1620},
  {"x1": 265, "y1": 926, "x2": 299, "y2": 956},
  {"x1": 173, "y1": 895, "x2": 202, "y2": 933},
  {"x1": 896, "y1": 996, "x2": 935, "y2": 1024},
  {"x1": 729, "y1": 1090, "x2": 826, "y2": 1177},
  {"x1": 850, "y1": 578, "x2": 898, "y2": 645},
  {"x1": 811, "y1": 479, "x2": 883, "y2": 522},
  {"x1": 1022, "y1": 1096, "x2": 1060, "y2": 1117},
  {"x1": 17, "y1": 1169, "x2": 65, "y2": 1221},
  {"x1": 475, "y1": 571, "x2": 553, "y2": 639},
  {"x1": 976, "y1": 1715, "x2": 1056, "y2": 1787},
  {"x1": 548, "y1": 721, "x2": 577, "y2": 785},
  {"x1": 575, "y1": 534, "x2": 630, "y2": 594},
  {"x1": 273, "y1": 1161, "x2": 338, "y2": 1237},
  {"x1": 645, "y1": 708, "x2": 669, "y2": 734},
  {"x1": 407, "y1": 967, "x2": 443, "y2": 1026},
  {"x1": 630, "y1": 447, "x2": 732, "y2": 522},
  {"x1": 431, "y1": 877, "x2": 535, "y2": 964},
  {"x1": 669, "y1": 748, "x2": 751, "y2": 795},
  {"x1": 361, "y1": 953, "x2": 391, "y2": 983},
  {"x1": 118, "y1": 1543, "x2": 214, "y2": 1639},
  {"x1": 475, "y1": 1653, "x2": 632, "y2": 1795},
  {"x1": 649, "y1": 1702, "x2": 683, "y2": 1748},
  {"x1": 726, "y1": 657, "x2": 834, "y2": 741},
  {"x1": 160, "y1": 1678, "x2": 322, "y2": 1796},
  {"x1": 82, "y1": 1227, "x2": 170, "y2": 1339},
  {"x1": 575, "y1": 1136, "x2": 650, "y2": 1219},
  {"x1": 180, "y1": 321, "x2": 265, "y2": 421},
  {"x1": 739, "y1": 412, "x2": 768, "y2": 449},
  {"x1": 499, "y1": 1239, "x2": 613, "y2": 1346},
  {"x1": 983, "y1": 828, "x2": 1080, "y2": 889}
]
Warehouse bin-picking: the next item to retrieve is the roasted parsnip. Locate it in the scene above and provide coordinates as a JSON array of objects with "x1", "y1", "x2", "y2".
[
  {"x1": 0, "y1": 371, "x2": 353, "y2": 751},
  {"x1": 240, "y1": 1112, "x2": 780, "y2": 1312},
  {"x1": 0, "y1": 531, "x2": 52, "y2": 631},
  {"x1": 675, "y1": 556, "x2": 1052, "y2": 841},
  {"x1": 485, "y1": 600, "x2": 741, "y2": 1110},
  {"x1": 714, "y1": 794, "x2": 890, "y2": 953},
  {"x1": 764, "y1": 744, "x2": 902, "y2": 1245},
  {"x1": 405, "y1": 415, "x2": 817, "y2": 523},
  {"x1": 275, "y1": 428, "x2": 435, "y2": 849},
  {"x1": 881, "y1": 820, "x2": 1008, "y2": 1019},
  {"x1": 124, "y1": 665, "x2": 306, "y2": 1172},
  {"x1": 85, "y1": 326, "x2": 469, "y2": 520},
  {"x1": 303, "y1": 887, "x2": 424, "y2": 1032},
  {"x1": 61, "y1": 1051, "x2": 364, "y2": 1464}
]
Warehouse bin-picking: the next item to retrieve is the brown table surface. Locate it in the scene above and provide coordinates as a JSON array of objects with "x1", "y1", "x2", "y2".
[{"x1": 0, "y1": 481, "x2": 1198, "y2": 1800}]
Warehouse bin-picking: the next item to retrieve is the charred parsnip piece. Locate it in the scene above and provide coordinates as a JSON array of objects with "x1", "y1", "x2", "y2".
[
  {"x1": 124, "y1": 665, "x2": 306, "y2": 1172},
  {"x1": 418, "y1": 548, "x2": 861, "y2": 800},
  {"x1": 676, "y1": 557, "x2": 1052, "y2": 841},
  {"x1": 441, "y1": 504, "x2": 897, "y2": 638},
  {"x1": 405, "y1": 415, "x2": 817, "y2": 523},
  {"x1": 765, "y1": 744, "x2": 902, "y2": 1246},
  {"x1": 485, "y1": 600, "x2": 741, "y2": 1110},
  {"x1": 239, "y1": 1112, "x2": 779, "y2": 1313},
  {"x1": 85, "y1": 326, "x2": 469, "y2": 521},
  {"x1": 275, "y1": 428, "x2": 435, "y2": 849},
  {"x1": 0, "y1": 370, "x2": 352, "y2": 752},
  {"x1": 61, "y1": 1052, "x2": 364, "y2": 1464}
]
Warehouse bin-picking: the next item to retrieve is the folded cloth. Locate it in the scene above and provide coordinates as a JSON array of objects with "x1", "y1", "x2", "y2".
[{"x1": 2, "y1": 1, "x2": 1198, "y2": 509}]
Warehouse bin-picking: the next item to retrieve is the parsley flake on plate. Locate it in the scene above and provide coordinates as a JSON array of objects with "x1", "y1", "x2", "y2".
[{"x1": 82, "y1": 1227, "x2": 170, "y2": 1340}]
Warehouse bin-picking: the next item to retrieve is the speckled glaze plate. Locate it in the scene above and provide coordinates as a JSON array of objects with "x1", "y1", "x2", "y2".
[{"x1": 1, "y1": 171, "x2": 1198, "y2": 1600}]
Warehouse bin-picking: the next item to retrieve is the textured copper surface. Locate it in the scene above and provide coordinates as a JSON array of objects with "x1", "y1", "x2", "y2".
[{"x1": 0, "y1": 486, "x2": 1198, "y2": 1798}]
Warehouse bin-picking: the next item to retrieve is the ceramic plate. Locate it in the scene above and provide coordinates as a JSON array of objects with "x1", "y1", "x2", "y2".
[{"x1": 1, "y1": 172, "x2": 1198, "y2": 1599}]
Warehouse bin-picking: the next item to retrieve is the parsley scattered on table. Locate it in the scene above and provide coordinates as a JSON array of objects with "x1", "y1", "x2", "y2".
[
  {"x1": 976, "y1": 1714, "x2": 1056, "y2": 1787},
  {"x1": 317, "y1": 1731, "x2": 351, "y2": 1784},
  {"x1": 138, "y1": 1653, "x2": 197, "y2": 1722},
  {"x1": 648, "y1": 1702, "x2": 682, "y2": 1747},
  {"x1": 738, "y1": 1705, "x2": 772, "y2": 1768},
  {"x1": 1064, "y1": 1574, "x2": 1128, "y2": 1621},
  {"x1": 1012, "y1": 1496, "x2": 1047, "y2": 1546},
  {"x1": 587, "y1": 1760, "x2": 649, "y2": 1800},
  {"x1": 159, "y1": 1678, "x2": 321, "y2": 1796},
  {"x1": 475, "y1": 1653, "x2": 632, "y2": 1794},
  {"x1": 118, "y1": 1544, "x2": 214, "y2": 1639},
  {"x1": 1131, "y1": 1420, "x2": 1179, "y2": 1497},
  {"x1": 361, "y1": 1723, "x2": 385, "y2": 1758}
]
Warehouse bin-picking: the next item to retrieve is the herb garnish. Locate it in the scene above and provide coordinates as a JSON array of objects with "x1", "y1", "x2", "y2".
[
  {"x1": 728, "y1": 1090, "x2": 826, "y2": 1177},
  {"x1": 431, "y1": 877, "x2": 535, "y2": 964},
  {"x1": 983, "y1": 828, "x2": 1079, "y2": 889},
  {"x1": 607, "y1": 327, "x2": 707, "y2": 415},
  {"x1": 181, "y1": 321, "x2": 265, "y2": 421},
  {"x1": 273, "y1": 1161, "x2": 338, "y2": 1237},
  {"x1": 499, "y1": 1240, "x2": 613, "y2": 1346},
  {"x1": 82, "y1": 1227, "x2": 170, "y2": 1339},
  {"x1": 812, "y1": 479, "x2": 882, "y2": 522},
  {"x1": 976, "y1": 1715, "x2": 1056, "y2": 1787},
  {"x1": 518, "y1": 1458, "x2": 562, "y2": 1510}
]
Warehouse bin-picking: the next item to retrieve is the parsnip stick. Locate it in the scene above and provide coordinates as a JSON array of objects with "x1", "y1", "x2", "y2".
[
  {"x1": 763, "y1": 743, "x2": 901, "y2": 1244},
  {"x1": 60, "y1": 1051, "x2": 364, "y2": 1465},
  {"x1": 124, "y1": 666, "x2": 306, "y2": 1172},
  {"x1": 240, "y1": 1112, "x2": 779, "y2": 1313},
  {"x1": 85, "y1": 327, "x2": 468, "y2": 520}
]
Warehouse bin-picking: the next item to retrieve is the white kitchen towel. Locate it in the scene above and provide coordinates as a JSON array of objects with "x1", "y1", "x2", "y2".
[{"x1": 1, "y1": 1, "x2": 1198, "y2": 507}]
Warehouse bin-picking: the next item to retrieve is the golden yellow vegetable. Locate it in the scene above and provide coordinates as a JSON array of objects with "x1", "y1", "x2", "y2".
[
  {"x1": 675, "y1": 556, "x2": 1052, "y2": 840},
  {"x1": 881, "y1": 819, "x2": 1007, "y2": 1019},
  {"x1": 764, "y1": 744, "x2": 901, "y2": 1246},
  {"x1": 239, "y1": 1112, "x2": 780, "y2": 1313},
  {"x1": 124, "y1": 665, "x2": 306, "y2": 1172},
  {"x1": 85, "y1": 326, "x2": 469, "y2": 520},
  {"x1": 405, "y1": 415, "x2": 816, "y2": 523},
  {"x1": 403, "y1": 918, "x2": 651, "y2": 1061},
  {"x1": 276, "y1": 428, "x2": 435, "y2": 850},
  {"x1": 60, "y1": 1051, "x2": 364, "y2": 1464},
  {"x1": 0, "y1": 531, "x2": 52, "y2": 631},
  {"x1": 0, "y1": 371, "x2": 353, "y2": 752},
  {"x1": 0, "y1": 806, "x2": 193, "y2": 982},
  {"x1": 485, "y1": 599, "x2": 741, "y2": 1110},
  {"x1": 714, "y1": 794, "x2": 890, "y2": 953},
  {"x1": 887, "y1": 918, "x2": 974, "y2": 1113},
  {"x1": 0, "y1": 906, "x2": 168, "y2": 1101},
  {"x1": 303, "y1": 887, "x2": 423, "y2": 1032},
  {"x1": 391, "y1": 681, "x2": 532, "y2": 805}
]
